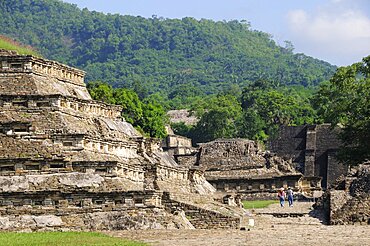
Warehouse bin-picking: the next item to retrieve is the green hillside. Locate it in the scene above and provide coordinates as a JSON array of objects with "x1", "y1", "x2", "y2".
[{"x1": 0, "y1": 0, "x2": 336, "y2": 107}]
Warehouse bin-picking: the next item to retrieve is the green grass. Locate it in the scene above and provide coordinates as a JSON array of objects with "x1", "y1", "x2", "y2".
[
  {"x1": 242, "y1": 200, "x2": 279, "y2": 209},
  {"x1": 0, "y1": 36, "x2": 40, "y2": 56},
  {"x1": 0, "y1": 232, "x2": 147, "y2": 246}
]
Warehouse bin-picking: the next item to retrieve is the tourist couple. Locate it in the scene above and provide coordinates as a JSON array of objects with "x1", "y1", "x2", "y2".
[{"x1": 277, "y1": 187, "x2": 294, "y2": 207}]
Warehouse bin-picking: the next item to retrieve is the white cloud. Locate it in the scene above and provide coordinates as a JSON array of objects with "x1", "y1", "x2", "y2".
[{"x1": 286, "y1": 1, "x2": 370, "y2": 66}]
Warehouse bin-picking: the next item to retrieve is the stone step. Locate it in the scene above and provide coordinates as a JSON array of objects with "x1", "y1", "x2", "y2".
[
  {"x1": 260, "y1": 212, "x2": 305, "y2": 218},
  {"x1": 163, "y1": 196, "x2": 241, "y2": 229}
]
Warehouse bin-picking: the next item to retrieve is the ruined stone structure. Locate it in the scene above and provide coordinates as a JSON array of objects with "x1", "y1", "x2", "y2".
[
  {"x1": 0, "y1": 50, "x2": 242, "y2": 231},
  {"x1": 165, "y1": 137, "x2": 322, "y2": 200},
  {"x1": 315, "y1": 162, "x2": 370, "y2": 225},
  {"x1": 269, "y1": 125, "x2": 346, "y2": 188},
  {"x1": 167, "y1": 109, "x2": 198, "y2": 125},
  {"x1": 162, "y1": 134, "x2": 195, "y2": 157}
]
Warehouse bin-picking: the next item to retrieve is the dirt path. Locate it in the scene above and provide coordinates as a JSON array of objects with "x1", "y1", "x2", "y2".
[
  {"x1": 108, "y1": 225, "x2": 370, "y2": 246},
  {"x1": 107, "y1": 202, "x2": 370, "y2": 246}
]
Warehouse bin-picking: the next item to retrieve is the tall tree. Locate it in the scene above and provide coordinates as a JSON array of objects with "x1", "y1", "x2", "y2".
[
  {"x1": 240, "y1": 81, "x2": 316, "y2": 140},
  {"x1": 313, "y1": 55, "x2": 370, "y2": 165},
  {"x1": 114, "y1": 88, "x2": 143, "y2": 125},
  {"x1": 88, "y1": 82, "x2": 167, "y2": 139},
  {"x1": 189, "y1": 94, "x2": 242, "y2": 143},
  {"x1": 87, "y1": 81, "x2": 115, "y2": 104},
  {"x1": 139, "y1": 98, "x2": 168, "y2": 139}
]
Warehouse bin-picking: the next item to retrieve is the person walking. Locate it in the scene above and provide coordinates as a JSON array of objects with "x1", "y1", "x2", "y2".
[
  {"x1": 287, "y1": 187, "x2": 294, "y2": 207},
  {"x1": 278, "y1": 188, "x2": 285, "y2": 207}
]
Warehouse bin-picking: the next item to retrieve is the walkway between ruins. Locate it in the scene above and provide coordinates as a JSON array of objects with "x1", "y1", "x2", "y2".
[
  {"x1": 107, "y1": 201, "x2": 370, "y2": 246},
  {"x1": 252, "y1": 201, "x2": 326, "y2": 226}
]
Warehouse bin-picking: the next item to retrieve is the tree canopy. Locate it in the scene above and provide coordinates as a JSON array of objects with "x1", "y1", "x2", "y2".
[
  {"x1": 313, "y1": 56, "x2": 370, "y2": 165},
  {"x1": 87, "y1": 82, "x2": 167, "y2": 139},
  {"x1": 174, "y1": 83, "x2": 317, "y2": 144}
]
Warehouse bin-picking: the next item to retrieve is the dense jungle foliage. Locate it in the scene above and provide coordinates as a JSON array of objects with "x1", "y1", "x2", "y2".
[
  {"x1": 0, "y1": 0, "x2": 336, "y2": 109},
  {"x1": 171, "y1": 83, "x2": 317, "y2": 143}
]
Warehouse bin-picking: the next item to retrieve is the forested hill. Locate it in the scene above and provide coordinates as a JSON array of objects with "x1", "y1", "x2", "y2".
[{"x1": 0, "y1": 0, "x2": 336, "y2": 107}]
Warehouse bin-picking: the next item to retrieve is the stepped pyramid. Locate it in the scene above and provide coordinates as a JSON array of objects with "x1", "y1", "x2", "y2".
[{"x1": 0, "y1": 50, "x2": 234, "y2": 231}]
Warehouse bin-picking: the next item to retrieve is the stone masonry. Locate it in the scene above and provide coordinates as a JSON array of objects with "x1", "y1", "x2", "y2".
[
  {"x1": 315, "y1": 162, "x2": 370, "y2": 225},
  {"x1": 269, "y1": 124, "x2": 345, "y2": 188},
  {"x1": 165, "y1": 137, "x2": 322, "y2": 201},
  {"x1": 0, "y1": 50, "x2": 242, "y2": 231}
]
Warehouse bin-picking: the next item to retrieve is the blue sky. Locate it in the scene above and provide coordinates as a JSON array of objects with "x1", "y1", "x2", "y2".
[{"x1": 62, "y1": 0, "x2": 370, "y2": 66}]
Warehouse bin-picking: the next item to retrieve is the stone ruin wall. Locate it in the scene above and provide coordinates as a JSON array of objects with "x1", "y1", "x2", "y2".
[
  {"x1": 0, "y1": 51, "x2": 85, "y2": 86},
  {"x1": 0, "y1": 208, "x2": 181, "y2": 231},
  {"x1": 165, "y1": 135, "x2": 192, "y2": 148},
  {"x1": 313, "y1": 125, "x2": 344, "y2": 186},
  {"x1": 0, "y1": 51, "x2": 90, "y2": 100},
  {"x1": 316, "y1": 163, "x2": 370, "y2": 225},
  {"x1": 269, "y1": 124, "x2": 345, "y2": 188},
  {"x1": 0, "y1": 170, "x2": 237, "y2": 231},
  {"x1": 0, "y1": 95, "x2": 122, "y2": 121},
  {"x1": 268, "y1": 126, "x2": 306, "y2": 167},
  {"x1": 196, "y1": 139, "x2": 297, "y2": 175},
  {"x1": 167, "y1": 109, "x2": 198, "y2": 125},
  {"x1": 0, "y1": 170, "x2": 179, "y2": 231},
  {"x1": 169, "y1": 138, "x2": 322, "y2": 200},
  {"x1": 210, "y1": 176, "x2": 301, "y2": 201},
  {"x1": 0, "y1": 189, "x2": 184, "y2": 231},
  {"x1": 198, "y1": 139, "x2": 265, "y2": 170},
  {"x1": 162, "y1": 134, "x2": 195, "y2": 156}
]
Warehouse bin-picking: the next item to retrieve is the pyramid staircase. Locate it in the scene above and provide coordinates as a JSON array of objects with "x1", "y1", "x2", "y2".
[{"x1": 162, "y1": 192, "x2": 245, "y2": 229}]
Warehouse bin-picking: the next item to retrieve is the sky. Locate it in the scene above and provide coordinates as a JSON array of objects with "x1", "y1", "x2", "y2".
[{"x1": 62, "y1": 0, "x2": 370, "y2": 66}]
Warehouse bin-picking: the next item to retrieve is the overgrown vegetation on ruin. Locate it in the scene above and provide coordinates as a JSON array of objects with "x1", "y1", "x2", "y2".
[
  {"x1": 0, "y1": 36, "x2": 39, "y2": 56},
  {"x1": 0, "y1": 232, "x2": 147, "y2": 246}
]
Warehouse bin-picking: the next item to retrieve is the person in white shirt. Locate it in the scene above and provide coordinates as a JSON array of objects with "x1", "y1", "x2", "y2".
[{"x1": 278, "y1": 188, "x2": 285, "y2": 207}]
